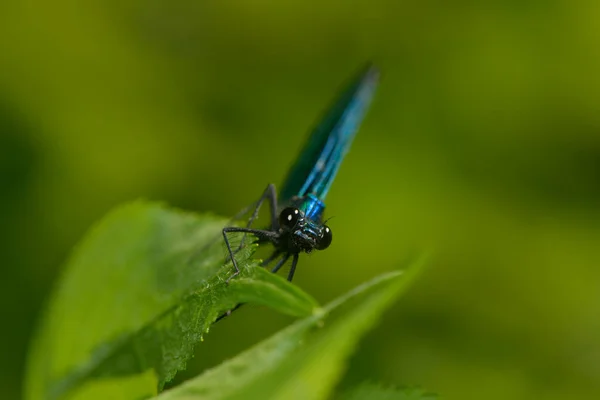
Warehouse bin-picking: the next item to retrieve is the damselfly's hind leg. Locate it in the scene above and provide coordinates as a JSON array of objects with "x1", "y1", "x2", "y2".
[
  {"x1": 215, "y1": 303, "x2": 243, "y2": 322},
  {"x1": 187, "y1": 185, "x2": 277, "y2": 267},
  {"x1": 236, "y1": 184, "x2": 279, "y2": 253}
]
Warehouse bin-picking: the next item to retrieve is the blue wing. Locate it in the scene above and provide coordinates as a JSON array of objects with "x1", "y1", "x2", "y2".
[{"x1": 279, "y1": 64, "x2": 379, "y2": 203}]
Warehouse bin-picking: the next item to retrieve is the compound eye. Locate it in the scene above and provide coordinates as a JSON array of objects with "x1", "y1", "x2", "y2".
[
  {"x1": 316, "y1": 225, "x2": 332, "y2": 250},
  {"x1": 279, "y1": 207, "x2": 300, "y2": 229}
]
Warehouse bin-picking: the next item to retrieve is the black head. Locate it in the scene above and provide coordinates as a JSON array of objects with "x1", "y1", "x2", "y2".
[{"x1": 278, "y1": 207, "x2": 332, "y2": 253}]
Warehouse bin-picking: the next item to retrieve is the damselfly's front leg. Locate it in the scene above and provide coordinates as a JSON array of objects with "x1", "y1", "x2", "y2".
[{"x1": 222, "y1": 227, "x2": 278, "y2": 282}]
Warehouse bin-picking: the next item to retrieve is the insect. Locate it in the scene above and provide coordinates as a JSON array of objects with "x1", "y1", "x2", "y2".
[{"x1": 222, "y1": 64, "x2": 379, "y2": 285}]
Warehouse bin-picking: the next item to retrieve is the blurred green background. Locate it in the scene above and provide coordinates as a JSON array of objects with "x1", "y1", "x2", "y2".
[{"x1": 2, "y1": 1, "x2": 600, "y2": 399}]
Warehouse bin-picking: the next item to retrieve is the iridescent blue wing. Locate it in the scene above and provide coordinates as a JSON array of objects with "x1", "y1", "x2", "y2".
[{"x1": 278, "y1": 64, "x2": 379, "y2": 204}]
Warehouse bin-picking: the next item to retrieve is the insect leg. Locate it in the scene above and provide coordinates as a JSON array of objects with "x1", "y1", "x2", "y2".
[{"x1": 286, "y1": 253, "x2": 299, "y2": 281}]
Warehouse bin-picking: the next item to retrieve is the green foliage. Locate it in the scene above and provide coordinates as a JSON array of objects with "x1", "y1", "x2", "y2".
[
  {"x1": 155, "y1": 269, "x2": 422, "y2": 400},
  {"x1": 24, "y1": 201, "x2": 428, "y2": 400},
  {"x1": 338, "y1": 383, "x2": 437, "y2": 400},
  {"x1": 25, "y1": 201, "x2": 318, "y2": 400}
]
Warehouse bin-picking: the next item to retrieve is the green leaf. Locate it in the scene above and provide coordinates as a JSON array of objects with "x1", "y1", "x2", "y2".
[
  {"x1": 24, "y1": 201, "x2": 318, "y2": 400},
  {"x1": 154, "y1": 257, "x2": 426, "y2": 400},
  {"x1": 338, "y1": 383, "x2": 438, "y2": 400}
]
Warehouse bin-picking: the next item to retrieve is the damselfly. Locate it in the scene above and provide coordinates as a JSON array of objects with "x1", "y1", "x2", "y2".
[{"x1": 223, "y1": 65, "x2": 379, "y2": 284}]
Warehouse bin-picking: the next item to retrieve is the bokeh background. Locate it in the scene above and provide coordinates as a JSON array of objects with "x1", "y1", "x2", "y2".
[{"x1": 2, "y1": 1, "x2": 600, "y2": 399}]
